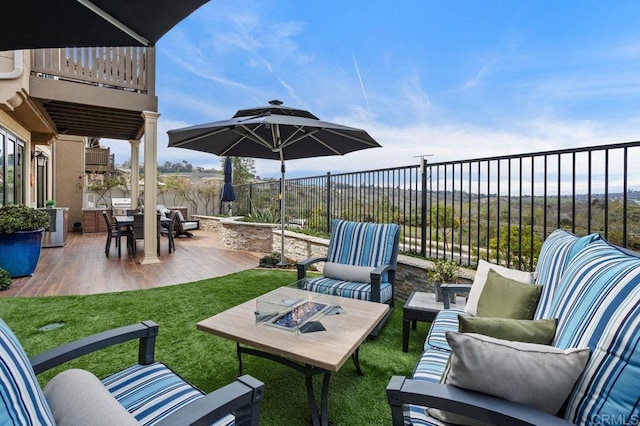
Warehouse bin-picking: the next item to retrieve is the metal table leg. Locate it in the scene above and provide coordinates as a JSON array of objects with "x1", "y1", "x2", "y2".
[{"x1": 236, "y1": 343, "x2": 343, "y2": 426}]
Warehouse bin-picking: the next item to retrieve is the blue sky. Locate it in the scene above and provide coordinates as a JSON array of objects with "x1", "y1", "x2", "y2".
[{"x1": 104, "y1": 0, "x2": 640, "y2": 179}]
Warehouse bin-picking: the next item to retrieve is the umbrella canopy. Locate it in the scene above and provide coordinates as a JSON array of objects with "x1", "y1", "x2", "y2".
[
  {"x1": 167, "y1": 100, "x2": 381, "y2": 264},
  {"x1": 0, "y1": 0, "x2": 209, "y2": 50},
  {"x1": 221, "y1": 157, "x2": 236, "y2": 203},
  {"x1": 167, "y1": 105, "x2": 380, "y2": 161}
]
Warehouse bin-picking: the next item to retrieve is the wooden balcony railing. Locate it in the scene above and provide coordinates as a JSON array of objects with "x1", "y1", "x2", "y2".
[
  {"x1": 31, "y1": 46, "x2": 153, "y2": 94},
  {"x1": 85, "y1": 147, "x2": 114, "y2": 170}
]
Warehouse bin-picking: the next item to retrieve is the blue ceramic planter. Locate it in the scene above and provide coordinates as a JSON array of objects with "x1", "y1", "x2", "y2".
[{"x1": 0, "y1": 230, "x2": 44, "y2": 278}]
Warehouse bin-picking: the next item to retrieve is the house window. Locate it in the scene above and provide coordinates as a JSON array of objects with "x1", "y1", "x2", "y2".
[
  {"x1": 36, "y1": 157, "x2": 48, "y2": 208},
  {"x1": 0, "y1": 126, "x2": 26, "y2": 207}
]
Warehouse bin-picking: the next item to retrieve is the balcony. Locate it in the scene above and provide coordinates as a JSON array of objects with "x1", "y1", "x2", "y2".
[
  {"x1": 85, "y1": 147, "x2": 115, "y2": 173},
  {"x1": 28, "y1": 46, "x2": 157, "y2": 140}
]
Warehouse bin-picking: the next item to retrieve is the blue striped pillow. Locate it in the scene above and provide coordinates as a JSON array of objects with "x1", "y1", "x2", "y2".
[
  {"x1": 326, "y1": 219, "x2": 399, "y2": 268},
  {"x1": 534, "y1": 229, "x2": 601, "y2": 320},
  {"x1": 548, "y1": 240, "x2": 640, "y2": 424},
  {"x1": 0, "y1": 318, "x2": 54, "y2": 425}
]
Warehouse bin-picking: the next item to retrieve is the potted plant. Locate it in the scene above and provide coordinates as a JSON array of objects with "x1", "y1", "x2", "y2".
[
  {"x1": 0, "y1": 204, "x2": 51, "y2": 277},
  {"x1": 428, "y1": 258, "x2": 460, "y2": 303},
  {"x1": 45, "y1": 199, "x2": 56, "y2": 208}
]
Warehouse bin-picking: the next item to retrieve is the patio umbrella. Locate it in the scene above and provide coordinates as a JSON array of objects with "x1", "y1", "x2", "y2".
[
  {"x1": 0, "y1": 0, "x2": 209, "y2": 50},
  {"x1": 220, "y1": 157, "x2": 236, "y2": 215},
  {"x1": 167, "y1": 100, "x2": 381, "y2": 264}
]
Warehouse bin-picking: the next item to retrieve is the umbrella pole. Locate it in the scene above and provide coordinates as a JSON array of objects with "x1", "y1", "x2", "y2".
[{"x1": 277, "y1": 159, "x2": 287, "y2": 266}]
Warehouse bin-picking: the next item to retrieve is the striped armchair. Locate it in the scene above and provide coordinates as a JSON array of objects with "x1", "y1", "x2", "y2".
[
  {"x1": 297, "y1": 219, "x2": 400, "y2": 336},
  {"x1": 0, "y1": 318, "x2": 264, "y2": 425}
]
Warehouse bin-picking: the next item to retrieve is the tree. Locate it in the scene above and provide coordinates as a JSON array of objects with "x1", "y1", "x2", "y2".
[
  {"x1": 221, "y1": 157, "x2": 256, "y2": 185},
  {"x1": 429, "y1": 205, "x2": 461, "y2": 251},
  {"x1": 488, "y1": 225, "x2": 542, "y2": 271},
  {"x1": 86, "y1": 172, "x2": 127, "y2": 206}
]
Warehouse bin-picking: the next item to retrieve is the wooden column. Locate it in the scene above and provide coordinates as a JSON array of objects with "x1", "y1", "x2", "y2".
[
  {"x1": 129, "y1": 139, "x2": 141, "y2": 209},
  {"x1": 140, "y1": 111, "x2": 160, "y2": 265}
]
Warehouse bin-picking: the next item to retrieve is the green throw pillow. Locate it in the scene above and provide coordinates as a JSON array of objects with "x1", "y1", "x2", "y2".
[
  {"x1": 476, "y1": 269, "x2": 542, "y2": 319},
  {"x1": 458, "y1": 316, "x2": 557, "y2": 345}
]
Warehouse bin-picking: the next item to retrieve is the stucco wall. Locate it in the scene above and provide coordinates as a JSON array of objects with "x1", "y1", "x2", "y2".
[
  {"x1": 53, "y1": 135, "x2": 84, "y2": 229},
  {"x1": 195, "y1": 215, "x2": 475, "y2": 303}
]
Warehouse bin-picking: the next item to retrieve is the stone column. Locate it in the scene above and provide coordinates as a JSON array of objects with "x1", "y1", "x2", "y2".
[
  {"x1": 129, "y1": 139, "x2": 141, "y2": 210},
  {"x1": 140, "y1": 111, "x2": 161, "y2": 265}
]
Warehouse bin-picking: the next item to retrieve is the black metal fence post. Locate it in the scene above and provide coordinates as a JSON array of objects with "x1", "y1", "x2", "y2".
[
  {"x1": 421, "y1": 158, "x2": 427, "y2": 257},
  {"x1": 326, "y1": 172, "x2": 332, "y2": 234}
]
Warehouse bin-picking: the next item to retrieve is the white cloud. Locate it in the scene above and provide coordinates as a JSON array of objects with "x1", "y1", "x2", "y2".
[
  {"x1": 112, "y1": 0, "x2": 640, "y2": 182},
  {"x1": 461, "y1": 57, "x2": 497, "y2": 90}
]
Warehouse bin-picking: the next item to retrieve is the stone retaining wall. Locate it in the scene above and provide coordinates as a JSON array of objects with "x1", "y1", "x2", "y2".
[
  {"x1": 194, "y1": 215, "x2": 277, "y2": 253},
  {"x1": 194, "y1": 215, "x2": 474, "y2": 303}
]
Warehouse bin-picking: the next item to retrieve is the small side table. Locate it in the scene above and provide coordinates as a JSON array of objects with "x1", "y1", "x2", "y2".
[{"x1": 402, "y1": 291, "x2": 465, "y2": 352}]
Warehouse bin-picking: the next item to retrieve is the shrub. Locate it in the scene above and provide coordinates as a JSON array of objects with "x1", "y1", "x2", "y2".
[
  {"x1": 259, "y1": 252, "x2": 281, "y2": 267},
  {"x1": 0, "y1": 205, "x2": 51, "y2": 234},
  {"x1": 428, "y1": 258, "x2": 460, "y2": 283},
  {"x1": 0, "y1": 268, "x2": 11, "y2": 291},
  {"x1": 242, "y1": 208, "x2": 280, "y2": 224},
  {"x1": 259, "y1": 252, "x2": 295, "y2": 269}
]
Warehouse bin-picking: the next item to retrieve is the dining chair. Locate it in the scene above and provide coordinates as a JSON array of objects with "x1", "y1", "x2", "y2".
[
  {"x1": 159, "y1": 210, "x2": 177, "y2": 252},
  {"x1": 131, "y1": 214, "x2": 163, "y2": 257},
  {"x1": 102, "y1": 211, "x2": 119, "y2": 257}
]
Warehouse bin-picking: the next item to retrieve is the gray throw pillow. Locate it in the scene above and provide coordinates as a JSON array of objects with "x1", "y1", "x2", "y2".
[
  {"x1": 323, "y1": 262, "x2": 375, "y2": 283},
  {"x1": 44, "y1": 368, "x2": 139, "y2": 426},
  {"x1": 428, "y1": 332, "x2": 590, "y2": 426}
]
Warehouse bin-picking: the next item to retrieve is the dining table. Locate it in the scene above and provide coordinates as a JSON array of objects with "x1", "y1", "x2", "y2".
[{"x1": 112, "y1": 214, "x2": 174, "y2": 258}]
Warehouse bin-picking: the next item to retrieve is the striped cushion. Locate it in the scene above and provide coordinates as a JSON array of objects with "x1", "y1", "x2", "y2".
[
  {"x1": 103, "y1": 362, "x2": 235, "y2": 426},
  {"x1": 547, "y1": 240, "x2": 640, "y2": 425},
  {"x1": 404, "y1": 404, "x2": 448, "y2": 426},
  {"x1": 533, "y1": 229, "x2": 601, "y2": 320},
  {"x1": 302, "y1": 277, "x2": 393, "y2": 303},
  {"x1": 412, "y1": 348, "x2": 450, "y2": 383},
  {"x1": 326, "y1": 219, "x2": 399, "y2": 281},
  {"x1": 425, "y1": 308, "x2": 467, "y2": 352},
  {"x1": 0, "y1": 318, "x2": 54, "y2": 425}
]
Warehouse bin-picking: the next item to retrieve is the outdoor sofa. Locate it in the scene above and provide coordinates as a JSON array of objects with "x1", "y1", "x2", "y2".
[
  {"x1": 388, "y1": 229, "x2": 640, "y2": 425},
  {"x1": 0, "y1": 319, "x2": 264, "y2": 425}
]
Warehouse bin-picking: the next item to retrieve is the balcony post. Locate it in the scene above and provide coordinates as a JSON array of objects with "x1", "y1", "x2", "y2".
[
  {"x1": 129, "y1": 139, "x2": 141, "y2": 209},
  {"x1": 140, "y1": 111, "x2": 161, "y2": 265}
]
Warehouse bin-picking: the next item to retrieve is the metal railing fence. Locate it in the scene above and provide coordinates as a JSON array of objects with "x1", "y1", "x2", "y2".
[{"x1": 233, "y1": 141, "x2": 640, "y2": 270}]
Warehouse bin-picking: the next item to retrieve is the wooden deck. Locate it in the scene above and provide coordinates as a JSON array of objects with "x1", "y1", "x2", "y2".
[{"x1": 1, "y1": 230, "x2": 266, "y2": 297}]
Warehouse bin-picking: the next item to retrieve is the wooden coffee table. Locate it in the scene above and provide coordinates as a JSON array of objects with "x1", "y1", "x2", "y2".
[{"x1": 197, "y1": 286, "x2": 389, "y2": 426}]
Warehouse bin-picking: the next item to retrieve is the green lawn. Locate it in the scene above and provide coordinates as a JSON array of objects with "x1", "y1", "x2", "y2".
[{"x1": 0, "y1": 269, "x2": 427, "y2": 425}]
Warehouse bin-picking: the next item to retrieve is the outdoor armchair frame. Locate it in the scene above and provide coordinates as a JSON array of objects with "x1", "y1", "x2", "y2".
[
  {"x1": 173, "y1": 210, "x2": 200, "y2": 238},
  {"x1": 29, "y1": 321, "x2": 264, "y2": 426}
]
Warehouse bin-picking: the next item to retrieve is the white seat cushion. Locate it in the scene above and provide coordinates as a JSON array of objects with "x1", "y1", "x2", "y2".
[{"x1": 182, "y1": 222, "x2": 199, "y2": 231}]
